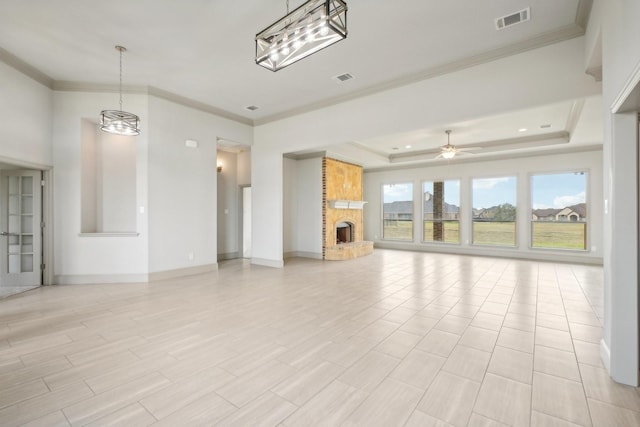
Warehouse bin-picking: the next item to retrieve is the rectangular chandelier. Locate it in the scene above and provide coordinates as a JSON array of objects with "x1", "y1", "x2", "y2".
[{"x1": 256, "y1": 0, "x2": 347, "y2": 72}]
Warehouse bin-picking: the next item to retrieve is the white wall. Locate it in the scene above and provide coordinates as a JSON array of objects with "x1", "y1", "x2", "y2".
[
  {"x1": 98, "y1": 132, "x2": 137, "y2": 233},
  {"x1": 52, "y1": 90, "x2": 149, "y2": 283},
  {"x1": 283, "y1": 157, "x2": 323, "y2": 259},
  {"x1": 0, "y1": 61, "x2": 52, "y2": 167},
  {"x1": 597, "y1": 0, "x2": 640, "y2": 385},
  {"x1": 283, "y1": 157, "x2": 297, "y2": 255},
  {"x1": 80, "y1": 119, "x2": 97, "y2": 232},
  {"x1": 253, "y1": 37, "x2": 602, "y2": 267},
  {"x1": 217, "y1": 150, "x2": 239, "y2": 260},
  {"x1": 296, "y1": 158, "x2": 322, "y2": 257},
  {"x1": 147, "y1": 96, "x2": 252, "y2": 274},
  {"x1": 237, "y1": 150, "x2": 251, "y2": 186},
  {"x1": 364, "y1": 150, "x2": 603, "y2": 264}
]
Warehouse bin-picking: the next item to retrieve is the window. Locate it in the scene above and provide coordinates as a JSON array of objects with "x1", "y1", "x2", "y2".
[
  {"x1": 422, "y1": 180, "x2": 460, "y2": 243},
  {"x1": 382, "y1": 183, "x2": 413, "y2": 240},
  {"x1": 531, "y1": 172, "x2": 587, "y2": 250},
  {"x1": 472, "y1": 176, "x2": 517, "y2": 246}
]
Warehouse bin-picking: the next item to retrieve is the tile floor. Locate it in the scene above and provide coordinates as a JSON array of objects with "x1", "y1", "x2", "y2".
[{"x1": 0, "y1": 250, "x2": 638, "y2": 426}]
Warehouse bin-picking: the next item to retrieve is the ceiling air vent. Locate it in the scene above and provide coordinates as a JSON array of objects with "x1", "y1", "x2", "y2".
[
  {"x1": 333, "y1": 73, "x2": 354, "y2": 84},
  {"x1": 495, "y1": 7, "x2": 530, "y2": 30}
]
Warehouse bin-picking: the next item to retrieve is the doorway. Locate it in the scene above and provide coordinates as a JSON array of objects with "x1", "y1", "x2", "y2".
[{"x1": 0, "y1": 169, "x2": 43, "y2": 297}]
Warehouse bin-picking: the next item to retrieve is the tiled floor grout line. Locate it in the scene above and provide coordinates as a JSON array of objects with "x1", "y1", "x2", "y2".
[{"x1": 554, "y1": 262, "x2": 596, "y2": 427}]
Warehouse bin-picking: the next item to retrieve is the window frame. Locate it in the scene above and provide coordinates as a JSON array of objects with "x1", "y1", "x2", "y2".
[
  {"x1": 380, "y1": 182, "x2": 415, "y2": 241},
  {"x1": 421, "y1": 178, "x2": 461, "y2": 245},
  {"x1": 528, "y1": 169, "x2": 590, "y2": 252},
  {"x1": 470, "y1": 175, "x2": 518, "y2": 248}
]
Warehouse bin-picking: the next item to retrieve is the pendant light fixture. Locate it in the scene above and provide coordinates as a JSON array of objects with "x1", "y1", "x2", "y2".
[
  {"x1": 256, "y1": 0, "x2": 347, "y2": 72},
  {"x1": 100, "y1": 45, "x2": 140, "y2": 136}
]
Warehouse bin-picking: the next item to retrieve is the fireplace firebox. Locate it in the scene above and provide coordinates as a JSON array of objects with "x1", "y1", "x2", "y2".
[{"x1": 336, "y1": 222, "x2": 354, "y2": 244}]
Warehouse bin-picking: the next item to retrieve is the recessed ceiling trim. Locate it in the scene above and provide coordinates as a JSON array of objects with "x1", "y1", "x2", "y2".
[
  {"x1": 254, "y1": 24, "x2": 586, "y2": 126},
  {"x1": 565, "y1": 99, "x2": 585, "y2": 136},
  {"x1": 389, "y1": 131, "x2": 571, "y2": 163},
  {"x1": 366, "y1": 144, "x2": 602, "y2": 173}
]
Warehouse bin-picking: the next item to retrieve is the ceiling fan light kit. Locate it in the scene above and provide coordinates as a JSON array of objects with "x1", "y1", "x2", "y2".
[
  {"x1": 100, "y1": 45, "x2": 140, "y2": 136},
  {"x1": 437, "y1": 129, "x2": 479, "y2": 159},
  {"x1": 255, "y1": 0, "x2": 347, "y2": 71}
]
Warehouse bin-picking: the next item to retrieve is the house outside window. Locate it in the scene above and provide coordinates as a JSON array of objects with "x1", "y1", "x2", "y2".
[
  {"x1": 531, "y1": 172, "x2": 588, "y2": 250},
  {"x1": 382, "y1": 183, "x2": 413, "y2": 240}
]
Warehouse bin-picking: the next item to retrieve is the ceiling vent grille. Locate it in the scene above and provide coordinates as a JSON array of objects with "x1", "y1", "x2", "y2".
[
  {"x1": 333, "y1": 73, "x2": 354, "y2": 83},
  {"x1": 496, "y1": 8, "x2": 530, "y2": 30}
]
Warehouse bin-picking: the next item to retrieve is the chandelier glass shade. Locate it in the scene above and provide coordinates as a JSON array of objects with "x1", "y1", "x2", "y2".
[
  {"x1": 256, "y1": 0, "x2": 347, "y2": 72},
  {"x1": 100, "y1": 46, "x2": 140, "y2": 136}
]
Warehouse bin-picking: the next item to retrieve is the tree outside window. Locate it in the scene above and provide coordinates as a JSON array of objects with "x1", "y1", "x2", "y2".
[
  {"x1": 423, "y1": 180, "x2": 460, "y2": 243},
  {"x1": 472, "y1": 177, "x2": 517, "y2": 246}
]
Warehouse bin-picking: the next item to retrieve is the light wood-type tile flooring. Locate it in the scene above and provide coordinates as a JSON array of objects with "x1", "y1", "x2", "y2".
[{"x1": 0, "y1": 250, "x2": 638, "y2": 426}]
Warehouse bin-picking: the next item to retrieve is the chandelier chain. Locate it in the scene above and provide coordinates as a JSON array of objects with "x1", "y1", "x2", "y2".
[
  {"x1": 119, "y1": 47, "x2": 123, "y2": 111},
  {"x1": 286, "y1": 0, "x2": 289, "y2": 14}
]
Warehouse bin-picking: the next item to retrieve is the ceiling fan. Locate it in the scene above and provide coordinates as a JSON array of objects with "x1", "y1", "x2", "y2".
[{"x1": 436, "y1": 130, "x2": 480, "y2": 159}]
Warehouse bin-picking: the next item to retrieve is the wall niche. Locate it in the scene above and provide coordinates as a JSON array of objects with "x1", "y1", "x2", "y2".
[{"x1": 80, "y1": 119, "x2": 137, "y2": 234}]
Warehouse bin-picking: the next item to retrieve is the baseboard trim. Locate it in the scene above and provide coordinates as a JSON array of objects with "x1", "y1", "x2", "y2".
[
  {"x1": 284, "y1": 251, "x2": 323, "y2": 260},
  {"x1": 149, "y1": 263, "x2": 218, "y2": 282},
  {"x1": 55, "y1": 273, "x2": 148, "y2": 285},
  {"x1": 372, "y1": 241, "x2": 603, "y2": 265},
  {"x1": 217, "y1": 252, "x2": 240, "y2": 262},
  {"x1": 600, "y1": 338, "x2": 611, "y2": 372},
  {"x1": 251, "y1": 257, "x2": 284, "y2": 268}
]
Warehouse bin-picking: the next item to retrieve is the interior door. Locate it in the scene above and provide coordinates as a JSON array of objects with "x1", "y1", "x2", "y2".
[{"x1": 0, "y1": 170, "x2": 42, "y2": 287}]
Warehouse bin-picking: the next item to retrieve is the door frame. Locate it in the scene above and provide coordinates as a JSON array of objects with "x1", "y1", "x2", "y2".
[
  {"x1": 239, "y1": 184, "x2": 251, "y2": 259},
  {"x1": 0, "y1": 157, "x2": 53, "y2": 286}
]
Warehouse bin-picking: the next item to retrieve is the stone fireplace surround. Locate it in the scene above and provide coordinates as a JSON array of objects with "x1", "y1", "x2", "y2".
[{"x1": 322, "y1": 157, "x2": 374, "y2": 260}]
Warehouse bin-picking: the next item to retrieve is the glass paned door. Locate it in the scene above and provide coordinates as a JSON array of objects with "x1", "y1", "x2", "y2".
[{"x1": 1, "y1": 170, "x2": 42, "y2": 287}]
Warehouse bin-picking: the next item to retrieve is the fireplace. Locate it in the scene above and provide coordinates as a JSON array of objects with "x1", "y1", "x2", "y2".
[
  {"x1": 322, "y1": 157, "x2": 373, "y2": 260},
  {"x1": 336, "y1": 222, "x2": 354, "y2": 244}
]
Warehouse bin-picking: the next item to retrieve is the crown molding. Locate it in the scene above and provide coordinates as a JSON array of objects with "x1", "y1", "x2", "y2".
[
  {"x1": 53, "y1": 80, "x2": 148, "y2": 94},
  {"x1": 283, "y1": 151, "x2": 326, "y2": 160},
  {"x1": 254, "y1": 24, "x2": 587, "y2": 126},
  {"x1": 586, "y1": 66, "x2": 602, "y2": 82},
  {"x1": 576, "y1": 0, "x2": 594, "y2": 30},
  {"x1": 0, "y1": 46, "x2": 53, "y2": 88},
  {"x1": 148, "y1": 87, "x2": 253, "y2": 126},
  {"x1": 1, "y1": 1, "x2": 593, "y2": 129},
  {"x1": 50, "y1": 82, "x2": 252, "y2": 126}
]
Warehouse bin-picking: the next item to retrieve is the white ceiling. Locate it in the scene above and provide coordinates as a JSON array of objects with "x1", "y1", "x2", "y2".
[{"x1": 0, "y1": 0, "x2": 600, "y2": 168}]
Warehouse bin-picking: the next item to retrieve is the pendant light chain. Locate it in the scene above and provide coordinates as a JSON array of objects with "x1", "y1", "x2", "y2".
[
  {"x1": 100, "y1": 45, "x2": 140, "y2": 136},
  {"x1": 286, "y1": 0, "x2": 289, "y2": 14},
  {"x1": 118, "y1": 46, "x2": 124, "y2": 111}
]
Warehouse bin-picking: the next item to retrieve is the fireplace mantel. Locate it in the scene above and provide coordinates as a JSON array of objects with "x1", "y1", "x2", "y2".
[{"x1": 328, "y1": 200, "x2": 368, "y2": 209}]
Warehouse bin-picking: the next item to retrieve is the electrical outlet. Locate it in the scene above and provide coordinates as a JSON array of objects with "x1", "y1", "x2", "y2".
[{"x1": 188, "y1": 252, "x2": 194, "y2": 261}]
